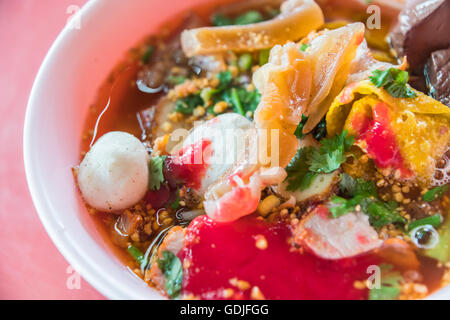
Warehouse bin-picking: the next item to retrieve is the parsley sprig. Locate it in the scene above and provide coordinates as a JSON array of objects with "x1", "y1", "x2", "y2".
[
  {"x1": 157, "y1": 251, "x2": 183, "y2": 299},
  {"x1": 330, "y1": 173, "x2": 406, "y2": 228},
  {"x1": 369, "y1": 68, "x2": 417, "y2": 98},
  {"x1": 178, "y1": 71, "x2": 260, "y2": 117},
  {"x1": 285, "y1": 131, "x2": 354, "y2": 191},
  {"x1": 149, "y1": 156, "x2": 166, "y2": 191},
  {"x1": 307, "y1": 131, "x2": 355, "y2": 174}
]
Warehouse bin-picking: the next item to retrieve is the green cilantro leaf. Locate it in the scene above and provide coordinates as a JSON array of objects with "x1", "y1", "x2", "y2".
[
  {"x1": 211, "y1": 13, "x2": 234, "y2": 26},
  {"x1": 366, "y1": 201, "x2": 405, "y2": 228},
  {"x1": 285, "y1": 146, "x2": 317, "y2": 191},
  {"x1": 307, "y1": 131, "x2": 355, "y2": 174},
  {"x1": 149, "y1": 156, "x2": 166, "y2": 191},
  {"x1": 166, "y1": 75, "x2": 186, "y2": 85},
  {"x1": 175, "y1": 94, "x2": 203, "y2": 114},
  {"x1": 369, "y1": 68, "x2": 417, "y2": 98},
  {"x1": 299, "y1": 43, "x2": 310, "y2": 52},
  {"x1": 216, "y1": 71, "x2": 232, "y2": 89},
  {"x1": 235, "y1": 10, "x2": 263, "y2": 25},
  {"x1": 157, "y1": 251, "x2": 183, "y2": 299},
  {"x1": 333, "y1": 174, "x2": 405, "y2": 227},
  {"x1": 423, "y1": 185, "x2": 448, "y2": 202}
]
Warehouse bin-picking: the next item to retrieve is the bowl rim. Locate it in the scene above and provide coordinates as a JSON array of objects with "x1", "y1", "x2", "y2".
[{"x1": 23, "y1": 0, "x2": 450, "y2": 301}]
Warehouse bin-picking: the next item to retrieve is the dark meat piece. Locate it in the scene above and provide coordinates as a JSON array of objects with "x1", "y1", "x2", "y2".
[
  {"x1": 136, "y1": 13, "x2": 206, "y2": 90},
  {"x1": 425, "y1": 48, "x2": 450, "y2": 107},
  {"x1": 389, "y1": 0, "x2": 450, "y2": 74}
]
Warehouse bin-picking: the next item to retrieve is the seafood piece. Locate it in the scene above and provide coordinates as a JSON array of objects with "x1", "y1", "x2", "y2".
[
  {"x1": 181, "y1": 0, "x2": 324, "y2": 56},
  {"x1": 202, "y1": 42, "x2": 312, "y2": 222},
  {"x1": 77, "y1": 132, "x2": 149, "y2": 212},
  {"x1": 326, "y1": 80, "x2": 450, "y2": 184},
  {"x1": 302, "y1": 22, "x2": 365, "y2": 133},
  {"x1": 175, "y1": 113, "x2": 255, "y2": 195},
  {"x1": 293, "y1": 205, "x2": 382, "y2": 259}
]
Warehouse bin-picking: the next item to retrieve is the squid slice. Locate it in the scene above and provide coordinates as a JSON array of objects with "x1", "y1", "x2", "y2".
[
  {"x1": 181, "y1": 0, "x2": 324, "y2": 57},
  {"x1": 302, "y1": 22, "x2": 365, "y2": 133},
  {"x1": 202, "y1": 43, "x2": 312, "y2": 222},
  {"x1": 253, "y1": 42, "x2": 312, "y2": 168}
]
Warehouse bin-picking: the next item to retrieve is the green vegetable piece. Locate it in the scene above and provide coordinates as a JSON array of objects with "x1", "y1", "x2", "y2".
[
  {"x1": 167, "y1": 75, "x2": 186, "y2": 85},
  {"x1": 127, "y1": 245, "x2": 147, "y2": 268},
  {"x1": 299, "y1": 43, "x2": 310, "y2": 52},
  {"x1": 285, "y1": 146, "x2": 317, "y2": 191},
  {"x1": 175, "y1": 94, "x2": 203, "y2": 115},
  {"x1": 149, "y1": 156, "x2": 166, "y2": 191},
  {"x1": 238, "y1": 53, "x2": 253, "y2": 72},
  {"x1": 369, "y1": 68, "x2": 417, "y2": 98},
  {"x1": 293, "y1": 115, "x2": 308, "y2": 139},
  {"x1": 329, "y1": 196, "x2": 353, "y2": 218},
  {"x1": 307, "y1": 130, "x2": 355, "y2": 174},
  {"x1": 141, "y1": 45, "x2": 155, "y2": 64},
  {"x1": 157, "y1": 251, "x2": 183, "y2": 299},
  {"x1": 235, "y1": 10, "x2": 263, "y2": 25},
  {"x1": 259, "y1": 49, "x2": 270, "y2": 65},
  {"x1": 230, "y1": 88, "x2": 245, "y2": 115},
  {"x1": 423, "y1": 185, "x2": 448, "y2": 202},
  {"x1": 407, "y1": 214, "x2": 442, "y2": 231},
  {"x1": 425, "y1": 216, "x2": 450, "y2": 263},
  {"x1": 366, "y1": 201, "x2": 405, "y2": 229},
  {"x1": 217, "y1": 71, "x2": 232, "y2": 89}
]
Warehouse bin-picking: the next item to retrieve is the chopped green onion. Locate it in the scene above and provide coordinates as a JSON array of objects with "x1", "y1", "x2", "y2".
[
  {"x1": 171, "y1": 189, "x2": 180, "y2": 209},
  {"x1": 141, "y1": 45, "x2": 155, "y2": 64},
  {"x1": 235, "y1": 11, "x2": 263, "y2": 25},
  {"x1": 407, "y1": 214, "x2": 442, "y2": 231},
  {"x1": 127, "y1": 245, "x2": 147, "y2": 267},
  {"x1": 259, "y1": 49, "x2": 270, "y2": 65},
  {"x1": 300, "y1": 43, "x2": 310, "y2": 52},
  {"x1": 423, "y1": 185, "x2": 448, "y2": 202},
  {"x1": 238, "y1": 53, "x2": 253, "y2": 72},
  {"x1": 167, "y1": 75, "x2": 186, "y2": 85},
  {"x1": 211, "y1": 13, "x2": 233, "y2": 26},
  {"x1": 230, "y1": 88, "x2": 245, "y2": 115}
]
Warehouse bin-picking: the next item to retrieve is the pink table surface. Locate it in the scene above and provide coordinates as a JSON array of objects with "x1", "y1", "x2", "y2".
[{"x1": 0, "y1": 0, "x2": 104, "y2": 299}]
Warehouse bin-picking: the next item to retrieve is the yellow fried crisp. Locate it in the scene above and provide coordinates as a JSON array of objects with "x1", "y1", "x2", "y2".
[{"x1": 326, "y1": 80, "x2": 450, "y2": 184}]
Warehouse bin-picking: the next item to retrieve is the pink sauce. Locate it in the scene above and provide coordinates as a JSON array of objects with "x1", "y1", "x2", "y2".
[
  {"x1": 179, "y1": 215, "x2": 380, "y2": 300},
  {"x1": 165, "y1": 139, "x2": 211, "y2": 190},
  {"x1": 355, "y1": 102, "x2": 412, "y2": 178}
]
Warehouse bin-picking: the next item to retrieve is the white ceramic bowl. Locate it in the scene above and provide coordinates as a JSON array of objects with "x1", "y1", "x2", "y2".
[{"x1": 24, "y1": 0, "x2": 450, "y2": 300}]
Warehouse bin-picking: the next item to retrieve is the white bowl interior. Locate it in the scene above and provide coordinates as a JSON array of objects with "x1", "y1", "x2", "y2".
[{"x1": 24, "y1": 0, "x2": 450, "y2": 299}]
